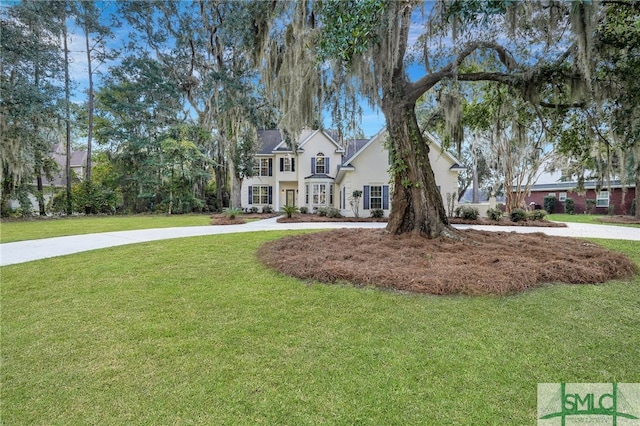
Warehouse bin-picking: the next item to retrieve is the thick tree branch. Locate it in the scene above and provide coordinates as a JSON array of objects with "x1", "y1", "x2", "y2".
[{"x1": 407, "y1": 41, "x2": 517, "y2": 103}]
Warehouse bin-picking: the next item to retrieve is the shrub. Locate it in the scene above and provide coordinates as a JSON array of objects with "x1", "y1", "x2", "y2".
[
  {"x1": 299, "y1": 206, "x2": 308, "y2": 214},
  {"x1": 281, "y1": 205, "x2": 298, "y2": 219},
  {"x1": 250, "y1": 206, "x2": 259, "y2": 214},
  {"x1": 608, "y1": 205, "x2": 616, "y2": 216},
  {"x1": 223, "y1": 207, "x2": 242, "y2": 220},
  {"x1": 317, "y1": 207, "x2": 328, "y2": 216},
  {"x1": 631, "y1": 199, "x2": 636, "y2": 216},
  {"x1": 370, "y1": 208, "x2": 384, "y2": 218},
  {"x1": 543, "y1": 196, "x2": 556, "y2": 214},
  {"x1": 487, "y1": 207, "x2": 503, "y2": 221},
  {"x1": 585, "y1": 199, "x2": 596, "y2": 214},
  {"x1": 326, "y1": 207, "x2": 341, "y2": 218},
  {"x1": 564, "y1": 198, "x2": 575, "y2": 215},
  {"x1": 528, "y1": 210, "x2": 547, "y2": 221},
  {"x1": 262, "y1": 205, "x2": 274, "y2": 214},
  {"x1": 510, "y1": 208, "x2": 527, "y2": 222},
  {"x1": 456, "y1": 205, "x2": 479, "y2": 220}
]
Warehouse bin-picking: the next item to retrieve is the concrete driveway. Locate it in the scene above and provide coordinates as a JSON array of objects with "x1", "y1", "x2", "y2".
[{"x1": 1, "y1": 217, "x2": 638, "y2": 267}]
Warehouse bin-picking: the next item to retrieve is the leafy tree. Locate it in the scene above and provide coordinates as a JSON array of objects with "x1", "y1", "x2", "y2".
[
  {"x1": 117, "y1": 1, "x2": 272, "y2": 210},
  {"x1": 253, "y1": 0, "x2": 601, "y2": 237},
  {"x1": 95, "y1": 56, "x2": 187, "y2": 212},
  {"x1": 0, "y1": 0, "x2": 64, "y2": 215},
  {"x1": 73, "y1": 0, "x2": 119, "y2": 206}
]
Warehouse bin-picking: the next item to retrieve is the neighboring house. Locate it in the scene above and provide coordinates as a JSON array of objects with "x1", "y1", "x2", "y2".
[
  {"x1": 241, "y1": 129, "x2": 464, "y2": 217},
  {"x1": 9, "y1": 143, "x2": 88, "y2": 212},
  {"x1": 520, "y1": 167, "x2": 636, "y2": 214}
]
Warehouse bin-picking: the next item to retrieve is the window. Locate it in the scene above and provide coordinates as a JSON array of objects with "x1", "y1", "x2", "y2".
[
  {"x1": 596, "y1": 190, "x2": 609, "y2": 207},
  {"x1": 253, "y1": 158, "x2": 272, "y2": 176},
  {"x1": 315, "y1": 153, "x2": 326, "y2": 174},
  {"x1": 548, "y1": 192, "x2": 556, "y2": 198},
  {"x1": 280, "y1": 157, "x2": 294, "y2": 172},
  {"x1": 250, "y1": 185, "x2": 271, "y2": 205},
  {"x1": 363, "y1": 185, "x2": 389, "y2": 210},
  {"x1": 311, "y1": 153, "x2": 330, "y2": 175},
  {"x1": 370, "y1": 185, "x2": 383, "y2": 209},
  {"x1": 312, "y1": 183, "x2": 327, "y2": 205},
  {"x1": 559, "y1": 192, "x2": 567, "y2": 202}
]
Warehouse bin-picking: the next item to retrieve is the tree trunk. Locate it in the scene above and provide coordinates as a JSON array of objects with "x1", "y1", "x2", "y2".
[
  {"x1": 382, "y1": 100, "x2": 457, "y2": 238},
  {"x1": 63, "y1": 19, "x2": 72, "y2": 215},
  {"x1": 635, "y1": 145, "x2": 640, "y2": 219},
  {"x1": 36, "y1": 173, "x2": 45, "y2": 216}
]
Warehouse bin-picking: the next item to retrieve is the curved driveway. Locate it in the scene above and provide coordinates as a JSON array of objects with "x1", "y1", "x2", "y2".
[{"x1": 1, "y1": 217, "x2": 639, "y2": 267}]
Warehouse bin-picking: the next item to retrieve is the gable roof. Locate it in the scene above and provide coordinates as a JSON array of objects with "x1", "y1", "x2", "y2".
[
  {"x1": 341, "y1": 128, "x2": 465, "y2": 171},
  {"x1": 256, "y1": 129, "x2": 345, "y2": 155},
  {"x1": 296, "y1": 129, "x2": 344, "y2": 153},
  {"x1": 255, "y1": 130, "x2": 284, "y2": 155}
]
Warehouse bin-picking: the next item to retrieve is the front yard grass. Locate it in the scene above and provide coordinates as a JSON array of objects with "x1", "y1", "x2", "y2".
[
  {"x1": 0, "y1": 214, "x2": 213, "y2": 243},
  {"x1": 548, "y1": 213, "x2": 640, "y2": 228},
  {"x1": 2, "y1": 231, "x2": 639, "y2": 424}
]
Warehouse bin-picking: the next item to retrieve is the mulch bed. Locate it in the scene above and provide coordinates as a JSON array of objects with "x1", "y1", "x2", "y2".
[
  {"x1": 211, "y1": 213, "x2": 279, "y2": 225},
  {"x1": 277, "y1": 214, "x2": 387, "y2": 223},
  {"x1": 257, "y1": 228, "x2": 637, "y2": 296},
  {"x1": 448, "y1": 217, "x2": 567, "y2": 227}
]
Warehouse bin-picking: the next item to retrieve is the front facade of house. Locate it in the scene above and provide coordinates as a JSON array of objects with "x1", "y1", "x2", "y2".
[
  {"x1": 242, "y1": 129, "x2": 464, "y2": 217},
  {"x1": 525, "y1": 180, "x2": 636, "y2": 215}
]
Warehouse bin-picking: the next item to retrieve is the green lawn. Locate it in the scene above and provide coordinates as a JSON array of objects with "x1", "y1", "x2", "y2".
[
  {"x1": 0, "y1": 214, "x2": 214, "y2": 243},
  {"x1": 548, "y1": 213, "x2": 640, "y2": 228},
  {"x1": 2, "y1": 231, "x2": 639, "y2": 425}
]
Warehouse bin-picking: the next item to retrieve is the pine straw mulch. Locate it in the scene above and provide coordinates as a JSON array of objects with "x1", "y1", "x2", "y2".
[
  {"x1": 211, "y1": 213, "x2": 279, "y2": 225},
  {"x1": 448, "y1": 217, "x2": 567, "y2": 227},
  {"x1": 257, "y1": 228, "x2": 637, "y2": 296},
  {"x1": 277, "y1": 214, "x2": 388, "y2": 223}
]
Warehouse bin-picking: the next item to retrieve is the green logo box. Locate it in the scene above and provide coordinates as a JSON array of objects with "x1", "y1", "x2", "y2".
[{"x1": 538, "y1": 383, "x2": 640, "y2": 425}]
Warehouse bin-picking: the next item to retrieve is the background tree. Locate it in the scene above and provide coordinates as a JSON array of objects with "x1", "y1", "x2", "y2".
[
  {"x1": 0, "y1": 0, "x2": 64, "y2": 215},
  {"x1": 73, "y1": 0, "x2": 118, "y2": 212},
  {"x1": 118, "y1": 0, "x2": 272, "y2": 210}
]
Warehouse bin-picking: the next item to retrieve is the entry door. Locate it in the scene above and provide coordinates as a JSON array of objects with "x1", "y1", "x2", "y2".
[{"x1": 286, "y1": 189, "x2": 296, "y2": 207}]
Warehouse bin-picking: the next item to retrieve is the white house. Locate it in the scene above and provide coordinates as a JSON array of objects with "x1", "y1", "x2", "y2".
[
  {"x1": 8, "y1": 144, "x2": 88, "y2": 213},
  {"x1": 242, "y1": 128, "x2": 464, "y2": 217}
]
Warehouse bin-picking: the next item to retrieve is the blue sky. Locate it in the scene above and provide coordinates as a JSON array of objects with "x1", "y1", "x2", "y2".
[{"x1": 65, "y1": 2, "x2": 440, "y2": 140}]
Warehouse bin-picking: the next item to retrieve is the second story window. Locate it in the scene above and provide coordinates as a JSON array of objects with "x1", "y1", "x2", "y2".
[
  {"x1": 253, "y1": 158, "x2": 272, "y2": 176},
  {"x1": 312, "y1": 153, "x2": 329, "y2": 174}
]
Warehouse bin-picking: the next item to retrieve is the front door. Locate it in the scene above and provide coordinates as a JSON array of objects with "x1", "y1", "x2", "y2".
[{"x1": 286, "y1": 189, "x2": 296, "y2": 207}]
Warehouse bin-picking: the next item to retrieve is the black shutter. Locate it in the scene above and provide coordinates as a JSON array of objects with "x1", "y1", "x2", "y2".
[
  {"x1": 268, "y1": 158, "x2": 273, "y2": 176},
  {"x1": 248, "y1": 186, "x2": 253, "y2": 205},
  {"x1": 383, "y1": 185, "x2": 389, "y2": 210},
  {"x1": 363, "y1": 185, "x2": 370, "y2": 210},
  {"x1": 280, "y1": 158, "x2": 284, "y2": 172},
  {"x1": 267, "y1": 186, "x2": 273, "y2": 204}
]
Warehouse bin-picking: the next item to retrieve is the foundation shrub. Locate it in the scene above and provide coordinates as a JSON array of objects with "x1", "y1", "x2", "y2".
[
  {"x1": 326, "y1": 207, "x2": 341, "y2": 218},
  {"x1": 510, "y1": 208, "x2": 528, "y2": 222},
  {"x1": 585, "y1": 199, "x2": 596, "y2": 214},
  {"x1": 564, "y1": 198, "x2": 575, "y2": 214},
  {"x1": 544, "y1": 196, "x2": 556, "y2": 214},
  {"x1": 299, "y1": 206, "x2": 308, "y2": 214},
  {"x1": 455, "y1": 205, "x2": 479, "y2": 220},
  {"x1": 631, "y1": 199, "x2": 636, "y2": 216},
  {"x1": 370, "y1": 208, "x2": 384, "y2": 218},
  {"x1": 487, "y1": 207, "x2": 503, "y2": 221},
  {"x1": 262, "y1": 205, "x2": 274, "y2": 214},
  {"x1": 528, "y1": 210, "x2": 547, "y2": 221}
]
